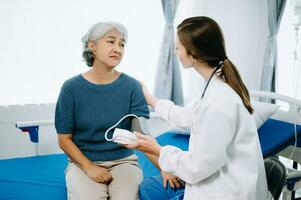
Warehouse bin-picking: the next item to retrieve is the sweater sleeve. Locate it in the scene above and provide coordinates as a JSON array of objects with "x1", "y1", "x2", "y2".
[
  {"x1": 130, "y1": 82, "x2": 150, "y2": 119},
  {"x1": 55, "y1": 82, "x2": 75, "y2": 134}
]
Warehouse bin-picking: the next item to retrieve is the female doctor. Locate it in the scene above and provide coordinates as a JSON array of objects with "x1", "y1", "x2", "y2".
[{"x1": 125, "y1": 16, "x2": 268, "y2": 200}]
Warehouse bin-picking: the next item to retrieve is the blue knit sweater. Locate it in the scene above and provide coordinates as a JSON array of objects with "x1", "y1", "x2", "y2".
[{"x1": 55, "y1": 73, "x2": 149, "y2": 161}]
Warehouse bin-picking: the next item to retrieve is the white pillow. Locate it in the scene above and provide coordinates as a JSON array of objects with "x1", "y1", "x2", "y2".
[{"x1": 251, "y1": 100, "x2": 280, "y2": 128}]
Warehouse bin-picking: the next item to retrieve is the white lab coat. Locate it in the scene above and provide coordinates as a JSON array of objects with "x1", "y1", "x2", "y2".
[{"x1": 156, "y1": 76, "x2": 268, "y2": 200}]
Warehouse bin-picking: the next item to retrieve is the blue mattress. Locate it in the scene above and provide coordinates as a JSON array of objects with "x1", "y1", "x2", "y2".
[
  {"x1": 258, "y1": 119, "x2": 301, "y2": 157},
  {"x1": 0, "y1": 154, "x2": 67, "y2": 200},
  {"x1": 0, "y1": 118, "x2": 300, "y2": 200}
]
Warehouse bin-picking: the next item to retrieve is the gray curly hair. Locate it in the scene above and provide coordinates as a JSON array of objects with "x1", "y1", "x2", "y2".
[{"x1": 82, "y1": 22, "x2": 128, "y2": 67}]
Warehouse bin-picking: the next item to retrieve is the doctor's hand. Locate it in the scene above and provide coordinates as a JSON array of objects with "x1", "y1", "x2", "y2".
[
  {"x1": 123, "y1": 132, "x2": 161, "y2": 156},
  {"x1": 84, "y1": 163, "x2": 113, "y2": 183},
  {"x1": 161, "y1": 171, "x2": 185, "y2": 189},
  {"x1": 139, "y1": 81, "x2": 158, "y2": 108}
]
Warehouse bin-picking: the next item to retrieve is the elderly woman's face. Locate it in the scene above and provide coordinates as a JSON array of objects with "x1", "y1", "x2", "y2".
[{"x1": 89, "y1": 29, "x2": 125, "y2": 68}]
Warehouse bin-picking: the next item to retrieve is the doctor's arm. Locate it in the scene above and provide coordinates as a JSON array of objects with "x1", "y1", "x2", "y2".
[
  {"x1": 124, "y1": 139, "x2": 184, "y2": 188},
  {"x1": 143, "y1": 153, "x2": 183, "y2": 188},
  {"x1": 140, "y1": 82, "x2": 195, "y2": 129},
  {"x1": 158, "y1": 107, "x2": 235, "y2": 184}
]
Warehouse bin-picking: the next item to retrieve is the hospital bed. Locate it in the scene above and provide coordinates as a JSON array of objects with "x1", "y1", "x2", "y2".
[
  {"x1": 0, "y1": 91, "x2": 300, "y2": 200},
  {"x1": 250, "y1": 91, "x2": 301, "y2": 200}
]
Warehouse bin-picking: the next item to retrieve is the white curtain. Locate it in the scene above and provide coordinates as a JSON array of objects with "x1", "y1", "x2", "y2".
[{"x1": 153, "y1": 0, "x2": 184, "y2": 105}]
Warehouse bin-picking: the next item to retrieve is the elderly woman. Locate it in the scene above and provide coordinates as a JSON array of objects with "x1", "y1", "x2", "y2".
[{"x1": 55, "y1": 21, "x2": 149, "y2": 200}]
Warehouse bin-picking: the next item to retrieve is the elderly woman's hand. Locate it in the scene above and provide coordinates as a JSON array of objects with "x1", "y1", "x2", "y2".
[
  {"x1": 84, "y1": 163, "x2": 113, "y2": 183},
  {"x1": 123, "y1": 132, "x2": 161, "y2": 156}
]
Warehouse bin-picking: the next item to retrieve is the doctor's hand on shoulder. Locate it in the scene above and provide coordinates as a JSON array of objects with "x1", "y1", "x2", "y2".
[
  {"x1": 123, "y1": 132, "x2": 161, "y2": 156},
  {"x1": 139, "y1": 81, "x2": 158, "y2": 108}
]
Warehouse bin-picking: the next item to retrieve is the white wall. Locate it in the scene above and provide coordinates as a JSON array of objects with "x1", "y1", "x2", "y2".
[
  {"x1": 203, "y1": 0, "x2": 268, "y2": 90},
  {"x1": 0, "y1": 0, "x2": 164, "y2": 106},
  {"x1": 181, "y1": 0, "x2": 269, "y2": 102}
]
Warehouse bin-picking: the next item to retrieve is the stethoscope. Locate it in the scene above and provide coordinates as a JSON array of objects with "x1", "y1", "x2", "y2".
[{"x1": 200, "y1": 62, "x2": 223, "y2": 99}]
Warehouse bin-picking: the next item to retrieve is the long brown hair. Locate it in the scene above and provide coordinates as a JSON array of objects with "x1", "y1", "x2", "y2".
[{"x1": 177, "y1": 16, "x2": 253, "y2": 114}]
